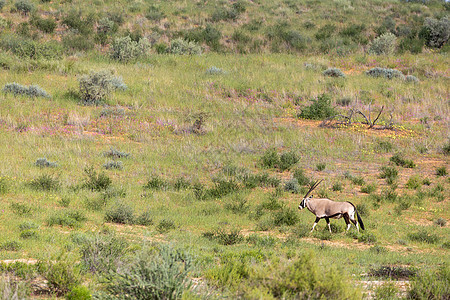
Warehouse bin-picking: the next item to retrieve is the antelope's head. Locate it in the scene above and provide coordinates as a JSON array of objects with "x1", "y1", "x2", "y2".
[{"x1": 298, "y1": 179, "x2": 322, "y2": 210}]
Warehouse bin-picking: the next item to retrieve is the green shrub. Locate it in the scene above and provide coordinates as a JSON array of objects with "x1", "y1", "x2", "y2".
[
  {"x1": 0, "y1": 276, "x2": 29, "y2": 299},
  {"x1": 298, "y1": 93, "x2": 337, "y2": 120},
  {"x1": 31, "y1": 15, "x2": 57, "y2": 33},
  {"x1": 156, "y1": 219, "x2": 176, "y2": 233},
  {"x1": 3, "y1": 83, "x2": 50, "y2": 98},
  {"x1": 0, "y1": 0, "x2": 5, "y2": 10},
  {"x1": 208, "y1": 178, "x2": 240, "y2": 198},
  {"x1": 408, "y1": 230, "x2": 440, "y2": 244},
  {"x1": 369, "y1": 32, "x2": 397, "y2": 55},
  {"x1": 390, "y1": 153, "x2": 415, "y2": 168},
  {"x1": 20, "y1": 229, "x2": 39, "y2": 239},
  {"x1": 204, "y1": 227, "x2": 243, "y2": 245},
  {"x1": 206, "y1": 66, "x2": 225, "y2": 75},
  {"x1": 83, "y1": 166, "x2": 112, "y2": 191},
  {"x1": 406, "y1": 75, "x2": 420, "y2": 83},
  {"x1": 10, "y1": 202, "x2": 32, "y2": 216},
  {"x1": 261, "y1": 148, "x2": 279, "y2": 169},
  {"x1": 103, "y1": 161, "x2": 123, "y2": 170},
  {"x1": 293, "y1": 168, "x2": 310, "y2": 186},
  {"x1": 408, "y1": 265, "x2": 450, "y2": 299},
  {"x1": 284, "y1": 178, "x2": 300, "y2": 193},
  {"x1": 0, "y1": 241, "x2": 22, "y2": 251},
  {"x1": 246, "y1": 234, "x2": 277, "y2": 247},
  {"x1": 99, "y1": 246, "x2": 192, "y2": 300},
  {"x1": 29, "y1": 174, "x2": 60, "y2": 191},
  {"x1": 272, "y1": 208, "x2": 299, "y2": 226},
  {"x1": 211, "y1": 7, "x2": 239, "y2": 22},
  {"x1": 104, "y1": 202, "x2": 135, "y2": 224},
  {"x1": 323, "y1": 68, "x2": 345, "y2": 78},
  {"x1": 65, "y1": 286, "x2": 92, "y2": 300},
  {"x1": 406, "y1": 175, "x2": 422, "y2": 189},
  {"x1": 62, "y1": 34, "x2": 94, "y2": 52},
  {"x1": 14, "y1": 0, "x2": 34, "y2": 15},
  {"x1": 167, "y1": 38, "x2": 202, "y2": 55},
  {"x1": 47, "y1": 210, "x2": 87, "y2": 228},
  {"x1": 143, "y1": 175, "x2": 169, "y2": 190},
  {"x1": 18, "y1": 221, "x2": 39, "y2": 231},
  {"x1": 436, "y1": 166, "x2": 447, "y2": 177},
  {"x1": 360, "y1": 183, "x2": 377, "y2": 194},
  {"x1": 379, "y1": 166, "x2": 398, "y2": 184},
  {"x1": 374, "y1": 139, "x2": 394, "y2": 153},
  {"x1": 62, "y1": 9, "x2": 93, "y2": 36},
  {"x1": 224, "y1": 194, "x2": 249, "y2": 214},
  {"x1": 80, "y1": 233, "x2": 128, "y2": 273},
  {"x1": 434, "y1": 218, "x2": 446, "y2": 227},
  {"x1": 278, "y1": 151, "x2": 299, "y2": 171},
  {"x1": 35, "y1": 157, "x2": 57, "y2": 168},
  {"x1": 366, "y1": 67, "x2": 405, "y2": 80},
  {"x1": 358, "y1": 232, "x2": 377, "y2": 244},
  {"x1": 110, "y1": 36, "x2": 151, "y2": 62},
  {"x1": 173, "y1": 177, "x2": 191, "y2": 190},
  {"x1": 422, "y1": 17, "x2": 449, "y2": 48},
  {"x1": 315, "y1": 24, "x2": 336, "y2": 40},
  {"x1": 78, "y1": 70, "x2": 124, "y2": 105},
  {"x1": 0, "y1": 177, "x2": 8, "y2": 194},
  {"x1": 442, "y1": 140, "x2": 450, "y2": 155},
  {"x1": 135, "y1": 210, "x2": 153, "y2": 226},
  {"x1": 38, "y1": 257, "x2": 81, "y2": 296}
]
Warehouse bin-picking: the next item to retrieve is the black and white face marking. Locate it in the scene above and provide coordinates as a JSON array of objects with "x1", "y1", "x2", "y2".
[{"x1": 298, "y1": 195, "x2": 313, "y2": 210}]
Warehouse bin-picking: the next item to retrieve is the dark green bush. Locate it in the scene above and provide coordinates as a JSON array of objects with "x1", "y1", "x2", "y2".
[
  {"x1": 211, "y1": 7, "x2": 239, "y2": 22},
  {"x1": 374, "y1": 140, "x2": 394, "y2": 153},
  {"x1": 80, "y1": 233, "x2": 128, "y2": 273},
  {"x1": 156, "y1": 219, "x2": 176, "y2": 233},
  {"x1": 379, "y1": 166, "x2": 398, "y2": 184},
  {"x1": 0, "y1": 241, "x2": 22, "y2": 251},
  {"x1": 261, "y1": 148, "x2": 279, "y2": 169},
  {"x1": 278, "y1": 151, "x2": 299, "y2": 171},
  {"x1": 208, "y1": 178, "x2": 240, "y2": 198},
  {"x1": 62, "y1": 9, "x2": 93, "y2": 36},
  {"x1": 104, "y1": 202, "x2": 135, "y2": 224},
  {"x1": 315, "y1": 24, "x2": 336, "y2": 40},
  {"x1": 83, "y1": 166, "x2": 112, "y2": 191},
  {"x1": 47, "y1": 210, "x2": 87, "y2": 228},
  {"x1": 360, "y1": 183, "x2": 377, "y2": 194},
  {"x1": 408, "y1": 265, "x2": 450, "y2": 300},
  {"x1": 436, "y1": 166, "x2": 447, "y2": 177},
  {"x1": 390, "y1": 153, "x2": 415, "y2": 168},
  {"x1": 62, "y1": 34, "x2": 94, "y2": 52},
  {"x1": 14, "y1": 0, "x2": 34, "y2": 15},
  {"x1": 99, "y1": 246, "x2": 193, "y2": 300},
  {"x1": 358, "y1": 232, "x2": 377, "y2": 244},
  {"x1": 135, "y1": 210, "x2": 153, "y2": 226},
  {"x1": 29, "y1": 174, "x2": 60, "y2": 191},
  {"x1": 284, "y1": 178, "x2": 300, "y2": 193},
  {"x1": 143, "y1": 175, "x2": 169, "y2": 191},
  {"x1": 65, "y1": 286, "x2": 92, "y2": 300},
  {"x1": 145, "y1": 5, "x2": 165, "y2": 21},
  {"x1": 408, "y1": 230, "x2": 440, "y2": 244},
  {"x1": 0, "y1": 34, "x2": 62, "y2": 59},
  {"x1": 298, "y1": 94, "x2": 337, "y2": 120},
  {"x1": 31, "y1": 15, "x2": 57, "y2": 33},
  {"x1": 273, "y1": 208, "x2": 299, "y2": 226},
  {"x1": 0, "y1": 0, "x2": 5, "y2": 10},
  {"x1": 422, "y1": 17, "x2": 449, "y2": 48},
  {"x1": 10, "y1": 202, "x2": 32, "y2": 216},
  {"x1": 293, "y1": 168, "x2": 310, "y2": 186},
  {"x1": 204, "y1": 227, "x2": 243, "y2": 245}
]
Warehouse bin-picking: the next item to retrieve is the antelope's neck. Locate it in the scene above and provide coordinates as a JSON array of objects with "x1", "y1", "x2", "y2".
[{"x1": 305, "y1": 198, "x2": 315, "y2": 213}]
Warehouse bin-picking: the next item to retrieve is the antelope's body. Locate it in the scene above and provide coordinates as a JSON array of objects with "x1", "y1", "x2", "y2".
[{"x1": 298, "y1": 180, "x2": 365, "y2": 233}]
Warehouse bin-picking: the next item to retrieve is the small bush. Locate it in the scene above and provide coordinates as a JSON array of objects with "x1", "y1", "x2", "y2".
[
  {"x1": 206, "y1": 66, "x2": 225, "y2": 75},
  {"x1": 273, "y1": 208, "x2": 299, "y2": 226},
  {"x1": 366, "y1": 67, "x2": 405, "y2": 80},
  {"x1": 224, "y1": 194, "x2": 249, "y2": 214},
  {"x1": 208, "y1": 178, "x2": 240, "y2": 198},
  {"x1": 78, "y1": 70, "x2": 125, "y2": 105},
  {"x1": 35, "y1": 157, "x2": 57, "y2": 168},
  {"x1": 47, "y1": 210, "x2": 87, "y2": 228},
  {"x1": 205, "y1": 227, "x2": 243, "y2": 245},
  {"x1": 110, "y1": 36, "x2": 150, "y2": 62},
  {"x1": 80, "y1": 233, "x2": 128, "y2": 273},
  {"x1": 374, "y1": 140, "x2": 394, "y2": 153},
  {"x1": 103, "y1": 161, "x2": 123, "y2": 170},
  {"x1": 156, "y1": 219, "x2": 176, "y2": 233},
  {"x1": 323, "y1": 68, "x2": 345, "y2": 78},
  {"x1": 284, "y1": 178, "x2": 300, "y2": 193},
  {"x1": 408, "y1": 265, "x2": 450, "y2": 300},
  {"x1": 436, "y1": 166, "x2": 447, "y2": 177},
  {"x1": 104, "y1": 202, "x2": 135, "y2": 224},
  {"x1": 293, "y1": 168, "x2": 310, "y2": 186},
  {"x1": 379, "y1": 166, "x2": 398, "y2": 184},
  {"x1": 434, "y1": 218, "x2": 446, "y2": 227},
  {"x1": 278, "y1": 151, "x2": 299, "y2": 171},
  {"x1": 406, "y1": 175, "x2": 422, "y2": 189},
  {"x1": 99, "y1": 246, "x2": 192, "y2": 300},
  {"x1": 315, "y1": 163, "x2": 326, "y2": 171},
  {"x1": 29, "y1": 174, "x2": 60, "y2": 191},
  {"x1": 83, "y1": 166, "x2": 112, "y2": 191},
  {"x1": 408, "y1": 230, "x2": 440, "y2": 244},
  {"x1": 135, "y1": 210, "x2": 153, "y2": 226},
  {"x1": 358, "y1": 232, "x2": 377, "y2": 244},
  {"x1": 298, "y1": 93, "x2": 337, "y2": 120},
  {"x1": 143, "y1": 175, "x2": 169, "y2": 191},
  {"x1": 14, "y1": 0, "x2": 34, "y2": 15},
  {"x1": 356, "y1": 203, "x2": 369, "y2": 217},
  {"x1": 19, "y1": 229, "x2": 39, "y2": 239},
  {"x1": 442, "y1": 140, "x2": 450, "y2": 156},
  {"x1": 360, "y1": 183, "x2": 377, "y2": 194},
  {"x1": 0, "y1": 241, "x2": 22, "y2": 251},
  {"x1": 0, "y1": 0, "x2": 5, "y2": 10},
  {"x1": 167, "y1": 38, "x2": 202, "y2": 55},
  {"x1": 390, "y1": 153, "x2": 415, "y2": 168},
  {"x1": 65, "y1": 286, "x2": 92, "y2": 300},
  {"x1": 103, "y1": 147, "x2": 130, "y2": 158},
  {"x1": 369, "y1": 32, "x2": 397, "y2": 55},
  {"x1": 173, "y1": 177, "x2": 191, "y2": 190},
  {"x1": 31, "y1": 16, "x2": 57, "y2": 33},
  {"x1": 10, "y1": 202, "x2": 32, "y2": 216},
  {"x1": 145, "y1": 5, "x2": 165, "y2": 21},
  {"x1": 422, "y1": 17, "x2": 449, "y2": 48},
  {"x1": 261, "y1": 148, "x2": 279, "y2": 169},
  {"x1": 3, "y1": 83, "x2": 50, "y2": 98},
  {"x1": 39, "y1": 257, "x2": 81, "y2": 296},
  {"x1": 18, "y1": 221, "x2": 39, "y2": 231},
  {"x1": 0, "y1": 177, "x2": 8, "y2": 194},
  {"x1": 332, "y1": 182, "x2": 343, "y2": 191},
  {"x1": 406, "y1": 75, "x2": 420, "y2": 83}
]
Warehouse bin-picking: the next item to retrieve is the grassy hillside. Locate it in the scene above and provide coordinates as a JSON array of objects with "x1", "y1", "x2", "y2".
[{"x1": 0, "y1": 0, "x2": 449, "y2": 299}]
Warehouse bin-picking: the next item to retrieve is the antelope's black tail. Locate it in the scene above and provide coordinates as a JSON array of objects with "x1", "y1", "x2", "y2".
[{"x1": 356, "y1": 210, "x2": 365, "y2": 230}]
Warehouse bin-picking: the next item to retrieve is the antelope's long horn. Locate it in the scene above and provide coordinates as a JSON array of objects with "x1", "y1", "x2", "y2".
[{"x1": 304, "y1": 179, "x2": 323, "y2": 198}]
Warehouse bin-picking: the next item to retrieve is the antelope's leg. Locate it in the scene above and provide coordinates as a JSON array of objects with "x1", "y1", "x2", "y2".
[
  {"x1": 344, "y1": 214, "x2": 351, "y2": 232},
  {"x1": 311, "y1": 217, "x2": 320, "y2": 232},
  {"x1": 356, "y1": 222, "x2": 359, "y2": 233},
  {"x1": 325, "y1": 217, "x2": 331, "y2": 233}
]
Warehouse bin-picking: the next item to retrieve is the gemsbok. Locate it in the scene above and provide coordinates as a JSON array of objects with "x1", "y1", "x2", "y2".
[{"x1": 298, "y1": 180, "x2": 365, "y2": 233}]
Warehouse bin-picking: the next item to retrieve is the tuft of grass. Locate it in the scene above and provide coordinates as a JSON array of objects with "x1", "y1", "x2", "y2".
[
  {"x1": 104, "y1": 202, "x2": 135, "y2": 224},
  {"x1": 316, "y1": 162, "x2": 326, "y2": 171},
  {"x1": 28, "y1": 174, "x2": 60, "y2": 191},
  {"x1": 360, "y1": 183, "x2": 377, "y2": 194},
  {"x1": 332, "y1": 182, "x2": 343, "y2": 191},
  {"x1": 390, "y1": 153, "x2": 415, "y2": 168},
  {"x1": 143, "y1": 175, "x2": 169, "y2": 191},
  {"x1": 204, "y1": 227, "x2": 243, "y2": 245},
  {"x1": 10, "y1": 202, "x2": 32, "y2": 216},
  {"x1": 35, "y1": 157, "x2": 57, "y2": 168},
  {"x1": 379, "y1": 166, "x2": 398, "y2": 185},
  {"x1": 156, "y1": 219, "x2": 176, "y2": 233},
  {"x1": 407, "y1": 230, "x2": 440, "y2": 244},
  {"x1": 435, "y1": 166, "x2": 447, "y2": 177},
  {"x1": 83, "y1": 166, "x2": 112, "y2": 191},
  {"x1": 47, "y1": 210, "x2": 87, "y2": 228}
]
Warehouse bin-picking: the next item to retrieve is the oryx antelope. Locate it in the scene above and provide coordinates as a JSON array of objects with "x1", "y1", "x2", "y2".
[{"x1": 298, "y1": 180, "x2": 365, "y2": 233}]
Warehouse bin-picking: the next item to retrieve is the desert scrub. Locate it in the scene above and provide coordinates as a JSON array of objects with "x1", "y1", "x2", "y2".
[
  {"x1": 406, "y1": 75, "x2": 420, "y2": 83},
  {"x1": 110, "y1": 36, "x2": 151, "y2": 62},
  {"x1": 379, "y1": 166, "x2": 398, "y2": 185},
  {"x1": 38, "y1": 256, "x2": 82, "y2": 296},
  {"x1": 435, "y1": 166, "x2": 447, "y2": 177},
  {"x1": 366, "y1": 67, "x2": 405, "y2": 80},
  {"x1": 156, "y1": 219, "x2": 176, "y2": 233},
  {"x1": 407, "y1": 230, "x2": 440, "y2": 244},
  {"x1": 203, "y1": 227, "x2": 243, "y2": 245},
  {"x1": 2, "y1": 83, "x2": 50, "y2": 98},
  {"x1": 368, "y1": 32, "x2": 397, "y2": 55},
  {"x1": 78, "y1": 70, "x2": 126, "y2": 105},
  {"x1": 14, "y1": 0, "x2": 34, "y2": 15},
  {"x1": 322, "y1": 68, "x2": 345, "y2": 78},
  {"x1": 103, "y1": 161, "x2": 123, "y2": 170},
  {"x1": 360, "y1": 183, "x2": 377, "y2": 194},
  {"x1": 284, "y1": 178, "x2": 300, "y2": 193},
  {"x1": 97, "y1": 245, "x2": 193, "y2": 300},
  {"x1": 104, "y1": 201, "x2": 135, "y2": 224},
  {"x1": 278, "y1": 151, "x2": 299, "y2": 171},
  {"x1": 47, "y1": 210, "x2": 87, "y2": 228},
  {"x1": 143, "y1": 175, "x2": 169, "y2": 191},
  {"x1": 422, "y1": 17, "x2": 450, "y2": 48},
  {"x1": 28, "y1": 174, "x2": 60, "y2": 191},
  {"x1": 103, "y1": 147, "x2": 130, "y2": 159},
  {"x1": 35, "y1": 158, "x2": 57, "y2": 168},
  {"x1": 298, "y1": 93, "x2": 336, "y2": 120},
  {"x1": 167, "y1": 38, "x2": 202, "y2": 55},
  {"x1": 83, "y1": 166, "x2": 112, "y2": 191},
  {"x1": 390, "y1": 153, "x2": 415, "y2": 168},
  {"x1": 406, "y1": 175, "x2": 422, "y2": 189}
]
